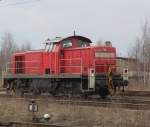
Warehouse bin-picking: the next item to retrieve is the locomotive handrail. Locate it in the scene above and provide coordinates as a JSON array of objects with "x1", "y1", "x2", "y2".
[
  {"x1": 94, "y1": 57, "x2": 116, "y2": 60},
  {"x1": 94, "y1": 58, "x2": 124, "y2": 75},
  {"x1": 5, "y1": 60, "x2": 41, "y2": 75},
  {"x1": 60, "y1": 58, "x2": 83, "y2": 60},
  {"x1": 60, "y1": 58, "x2": 83, "y2": 74},
  {"x1": 7, "y1": 67, "x2": 40, "y2": 69},
  {"x1": 4, "y1": 58, "x2": 126, "y2": 76},
  {"x1": 6, "y1": 60, "x2": 40, "y2": 64},
  {"x1": 59, "y1": 58, "x2": 123, "y2": 75}
]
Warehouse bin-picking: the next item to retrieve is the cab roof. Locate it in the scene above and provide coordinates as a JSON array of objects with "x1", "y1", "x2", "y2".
[{"x1": 45, "y1": 35, "x2": 92, "y2": 44}]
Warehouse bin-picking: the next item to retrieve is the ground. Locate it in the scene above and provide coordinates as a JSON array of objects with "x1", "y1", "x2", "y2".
[
  {"x1": 0, "y1": 97, "x2": 150, "y2": 127},
  {"x1": 0, "y1": 79, "x2": 150, "y2": 126}
]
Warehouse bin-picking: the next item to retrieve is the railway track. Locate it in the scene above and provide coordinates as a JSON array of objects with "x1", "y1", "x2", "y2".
[
  {"x1": 0, "y1": 121, "x2": 66, "y2": 127},
  {"x1": 56, "y1": 99, "x2": 150, "y2": 110},
  {"x1": 118, "y1": 90, "x2": 150, "y2": 96},
  {"x1": 9, "y1": 98, "x2": 150, "y2": 110},
  {"x1": 0, "y1": 89, "x2": 150, "y2": 111},
  {"x1": 0, "y1": 94, "x2": 150, "y2": 111}
]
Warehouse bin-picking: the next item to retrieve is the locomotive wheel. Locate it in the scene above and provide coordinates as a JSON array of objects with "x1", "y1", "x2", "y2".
[
  {"x1": 32, "y1": 89, "x2": 41, "y2": 96},
  {"x1": 6, "y1": 83, "x2": 13, "y2": 95},
  {"x1": 12, "y1": 80, "x2": 24, "y2": 97},
  {"x1": 31, "y1": 79, "x2": 42, "y2": 96},
  {"x1": 49, "y1": 82, "x2": 58, "y2": 96},
  {"x1": 99, "y1": 85, "x2": 110, "y2": 99},
  {"x1": 14, "y1": 88, "x2": 24, "y2": 97},
  {"x1": 81, "y1": 93, "x2": 89, "y2": 99}
]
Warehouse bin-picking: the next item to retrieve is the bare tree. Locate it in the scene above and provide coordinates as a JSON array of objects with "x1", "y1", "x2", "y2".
[
  {"x1": 130, "y1": 20, "x2": 150, "y2": 85},
  {"x1": 142, "y1": 21, "x2": 150, "y2": 85},
  {"x1": 0, "y1": 32, "x2": 18, "y2": 69},
  {"x1": 129, "y1": 37, "x2": 142, "y2": 81},
  {"x1": 20, "y1": 40, "x2": 31, "y2": 51},
  {"x1": 0, "y1": 32, "x2": 32, "y2": 76}
]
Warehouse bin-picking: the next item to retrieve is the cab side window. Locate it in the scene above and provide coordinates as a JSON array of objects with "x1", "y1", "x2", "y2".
[
  {"x1": 78, "y1": 40, "x2": 89, "y2": 47},
  {"x1": 61, "y1": 39, "x2": 72, "y2": 48}
]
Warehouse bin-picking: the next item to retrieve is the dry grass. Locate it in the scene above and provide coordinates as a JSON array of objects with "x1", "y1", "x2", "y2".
[{"x1": 0, "y1": 98, "x2": 150, "y2": 127}]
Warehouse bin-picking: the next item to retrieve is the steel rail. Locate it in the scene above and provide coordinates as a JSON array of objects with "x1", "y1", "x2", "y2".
[
  {"x1": 0, "y1": 94, "x2": 149, "y2": 111},
  {"x1": 0, "y1": 89, "x2": 150, "y2": 110},
  {"x1": 0, "y1": 121, "x2": 65, "y2": 127}
]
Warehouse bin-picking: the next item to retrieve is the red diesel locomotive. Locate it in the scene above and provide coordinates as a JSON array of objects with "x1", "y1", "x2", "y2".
[{"x1": 3, "y1": 35, "x2": 128, "y2": 98}]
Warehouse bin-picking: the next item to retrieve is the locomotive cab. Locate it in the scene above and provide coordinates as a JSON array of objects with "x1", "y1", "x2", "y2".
[{"x1": 44, "y1": 36, "x2": 91, "y2": 52}]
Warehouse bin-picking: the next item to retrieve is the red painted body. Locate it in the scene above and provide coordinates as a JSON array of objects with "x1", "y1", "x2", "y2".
[{"x1": 11, "y1": 36, "x2": 116, "y2": 75}]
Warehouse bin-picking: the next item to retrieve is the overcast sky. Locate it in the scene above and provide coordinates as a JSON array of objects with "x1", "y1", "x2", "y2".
[{"x1": 0, "y1": 0, "x2": 150, "y2": 56}]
